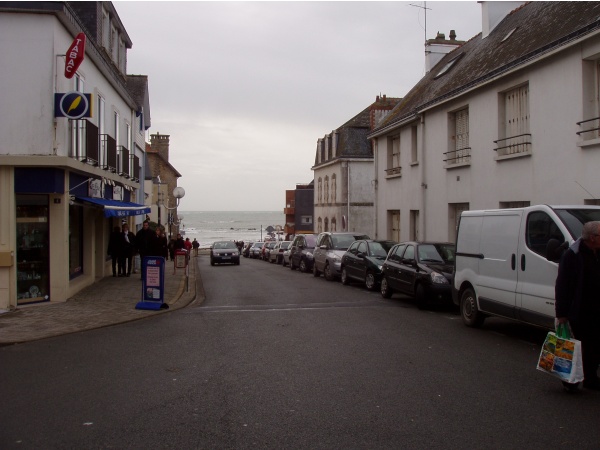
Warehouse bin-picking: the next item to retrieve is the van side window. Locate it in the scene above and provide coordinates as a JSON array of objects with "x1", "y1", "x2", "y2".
[{"x1": 526, "y1": 212, "x2": 565, "y2": 257}]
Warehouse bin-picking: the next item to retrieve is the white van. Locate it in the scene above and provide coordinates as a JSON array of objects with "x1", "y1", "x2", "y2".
[{"x1": 453, "y1": 205, "x2": 600, "y2": 329}]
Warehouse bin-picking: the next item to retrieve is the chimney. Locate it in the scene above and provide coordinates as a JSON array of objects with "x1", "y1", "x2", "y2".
[
  {"x1": 480, "y1": 1, "x2": 525, "y2": 39},
  {"x1": 150, "y1": 132, "x2": 170, "y2": 162},
  {"x1": 425, "y1": 30, "x2": 464, "y2": 73}
]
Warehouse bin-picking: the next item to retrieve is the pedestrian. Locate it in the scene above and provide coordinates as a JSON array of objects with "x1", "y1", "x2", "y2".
[
  {"x1": 175, "y1": 233, "x2": 185, "y2": 250},
  {"x1": 192, "y1": 238, "x2": 200, "y2": 256},
  {"x1": 555, "y1": 220, "x2": 600, "y2": 391},
  {"x1": 168, "y1": 238, "x2": 176, "y2": 261},
  {"x1": 107, "y1": 226, "x2": 121, "y2": 277},
  {"x1": 184, "y1": 237, "x2": 192, "y2": 253},
  {"x1": 153, "y1": 228, "x2": 168, "y2": 260},
  {"x1": 120, "y1": 223, "x2": 136, "y2": 277},
  {"x1": 135, "y1": 220, "x2": 157, "y2": 279}
]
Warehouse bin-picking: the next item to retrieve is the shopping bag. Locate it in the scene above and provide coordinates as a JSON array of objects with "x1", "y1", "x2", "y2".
[{"x1": 536, "y1": 323, "x2": 584, "y2": 384}]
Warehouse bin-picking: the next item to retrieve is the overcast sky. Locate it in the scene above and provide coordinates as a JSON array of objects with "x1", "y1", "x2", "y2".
[{"x1": 114, "y1": 1, "x2": 482, "y2": 211}]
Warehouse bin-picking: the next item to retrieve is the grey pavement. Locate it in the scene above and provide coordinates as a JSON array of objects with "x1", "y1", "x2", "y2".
[{"x1": 0, "y1": 254, "x2": 204, "y2": 346}]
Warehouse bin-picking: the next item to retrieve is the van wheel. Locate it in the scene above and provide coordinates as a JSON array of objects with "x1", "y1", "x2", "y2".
[
  {"x1": 460, "y1": 288, "x2": 485, "y2": 327},
  {"x1": 415, "y1": 284, "x2": 428, "y2": 310},
  {"x1": 380, "y1": 276, "x2": 393, "y2": 298}
]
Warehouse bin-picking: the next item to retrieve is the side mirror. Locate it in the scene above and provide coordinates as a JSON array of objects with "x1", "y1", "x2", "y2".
[
  {"x1": 356, "y1": 252, "x2": 365, "y2": 259},
  {"x1": 546, "y1": 239, "x2": 568, "y2": 263}
]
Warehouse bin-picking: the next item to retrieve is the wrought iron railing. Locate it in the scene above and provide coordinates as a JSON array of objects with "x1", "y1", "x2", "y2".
[
  {"x1": 493, "y1": 133, "x2": 532, "y2": 156},
  {"x1": 385, "y1": 166, "x2": 402, "y2": 176},
  {"x1": 444, "y1": 147, "x2": 471, "y2": 164},
  {"x1": 576, "y1": 116, "x2": 600, "y2": 139}
]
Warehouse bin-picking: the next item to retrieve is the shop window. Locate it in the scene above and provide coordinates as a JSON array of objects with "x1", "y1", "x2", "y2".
[
  {"x1": 69, "y1": 204, "x2": 84, "y2": 279},
  {"x1": 16, "y1": 195, "x2": 49, "y2": 304}
]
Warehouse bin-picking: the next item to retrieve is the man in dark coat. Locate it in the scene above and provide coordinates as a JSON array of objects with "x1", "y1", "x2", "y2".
[
  {"x1": 555, "y1": 220, "x2": 600, "y2": 390},
  {"x1": 120, "y1": 224, "x2": 136, "y2": 277},
  {"x1": 135, "y1": 220, "x2": 156, "y2": 279},
  {"x1": 107, "y1": 226, "x2": 121, "y2": 277}
]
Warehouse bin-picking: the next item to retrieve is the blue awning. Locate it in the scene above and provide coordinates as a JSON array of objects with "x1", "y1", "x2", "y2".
[{"x1": 75, "y1": 197, "x2": 151, "y2": 218}]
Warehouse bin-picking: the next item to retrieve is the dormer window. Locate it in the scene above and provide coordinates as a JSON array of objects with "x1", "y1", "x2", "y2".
[{"x1": 435, "y1": 53, "x2": 464, "y2": 79}]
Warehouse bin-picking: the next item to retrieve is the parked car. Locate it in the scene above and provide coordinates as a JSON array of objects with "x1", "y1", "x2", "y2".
[
  {"x1": 242, "y1": 241, "x2": 254, "y2": 258},
  {"x1": 380, "y1": 241, "x2": 455, "y2": 309},
  {"x1": 269, "y1": 241, "x2": 291, "y2": 264},
  {"x1": 289, "y1": 234, "x2": 317, "y2": 272},
  {"x1": 210, "y1": 240, "x2": 240, "y2": 266},
  {"x1": 313, "y1": 232, "x2": 370, "y2": 281},
  {"x1": 262, "y1": 241, "x2": 277, "y2": 261},
  {"x1": 282, "y1": 246, "x2": 292, "y2": 267},
  {"x1": 341, "y1": 240, "x2": 397, "y2": 290},
  {"x1": 249, "y1": 241, "x2": 266, "y2": 259}
]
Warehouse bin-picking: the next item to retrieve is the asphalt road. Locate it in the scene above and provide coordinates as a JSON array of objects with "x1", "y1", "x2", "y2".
[{"x1": 1, "y1": 255, "x2": 599, "y2": 449}]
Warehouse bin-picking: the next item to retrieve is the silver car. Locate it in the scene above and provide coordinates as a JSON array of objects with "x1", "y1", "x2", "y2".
[{"x1": 313, "y1": 232, "x2": 370, "y2": 281}]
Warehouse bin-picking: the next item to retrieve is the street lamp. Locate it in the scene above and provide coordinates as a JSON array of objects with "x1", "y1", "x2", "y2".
[{"x1": 165, "y1": 186, "x2": 185, "y2": 240}]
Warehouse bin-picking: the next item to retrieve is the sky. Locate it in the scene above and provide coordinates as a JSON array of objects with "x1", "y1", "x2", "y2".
[{"x1": 114, "y1": 1, "x2": 483, "y2": 211}]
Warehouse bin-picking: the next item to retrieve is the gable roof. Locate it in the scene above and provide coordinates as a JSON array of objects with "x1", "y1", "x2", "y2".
[{"x1": 371, "y1": 1, "x2": 600, "y2": 136}]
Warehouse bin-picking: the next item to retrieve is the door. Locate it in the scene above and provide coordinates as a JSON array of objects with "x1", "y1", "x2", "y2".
[
  {"x1": 476, "y1": 212, "x2": 522, "y2": 318},
  {"x1": 397, "y1": 244, "x2": 417, "y2": 294},
  {"x1": 384, "y1": 244, "x2": 405, "y2": 290},
  {"x1": 517, "y1": 211, "x2": 566, "y2": 328},
  {"x1": 354, "y1": 241, "x2": 369, "y2": 280}
]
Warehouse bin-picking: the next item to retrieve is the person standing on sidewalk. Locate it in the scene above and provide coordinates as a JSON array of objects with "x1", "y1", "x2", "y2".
[
  {"x1": 555, "y1": 220, "x2": 600, "y2": 391},
  {"x1": 135, "y1": 220, "x2": 156, "y2": 279},
  {"x1": 192, "y1": 238, "x2": 200, "y2": 256},
  {"x1": 107, "y1": 226, "x2": 121, "y2": 277},
  {"x1": 121, "y1": 224, "x2": 136, "y2": 277}
]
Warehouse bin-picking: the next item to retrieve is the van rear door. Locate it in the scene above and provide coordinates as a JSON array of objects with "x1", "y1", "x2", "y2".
[{"x1": 476, "y1": 210, "x2": 523, "y2": 319}]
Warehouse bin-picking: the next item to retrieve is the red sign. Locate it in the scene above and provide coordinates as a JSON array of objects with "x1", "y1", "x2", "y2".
[{"x1": 64, "y1": 33, "x2": 86, "y2": 79}]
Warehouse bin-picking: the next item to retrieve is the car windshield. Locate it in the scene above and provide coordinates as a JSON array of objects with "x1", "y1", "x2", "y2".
[
  {"x1": 332, "y1": 234, "x2": 368, "y2": 250},
  {"x1": 369, "y1": 241, "x2": 394, "y2": 257},
  {"x1": 252, "y1": 242, "x2": 264, "y2": 248},
  {"x1": 214, "y1": 241, "x2": 236, "y2": 249},
  {"x1": 280, "y1": 242, "x2": 291, "y2": 249},
  {"x1": 418, "y1": 244, "x2": 455, "y2": 263},
  {"x1": 555, "y1": 208, "x2": 600, "y2": 239}
]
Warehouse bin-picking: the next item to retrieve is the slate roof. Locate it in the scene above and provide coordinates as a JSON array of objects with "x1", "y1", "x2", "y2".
[{"x1": 372, "y1": 1, "x2": 600, "y2": 135}]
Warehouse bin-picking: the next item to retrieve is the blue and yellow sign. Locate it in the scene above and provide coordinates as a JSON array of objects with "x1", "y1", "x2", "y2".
[{"x1": 54, "y1": 91, "x2": 92, "y2": 119}]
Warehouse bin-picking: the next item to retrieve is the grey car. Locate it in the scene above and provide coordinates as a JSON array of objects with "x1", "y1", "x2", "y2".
[
  {"x1": 313, "y1": 232, "x2": 370, "y2": 281},
  {"x1": 210, "y1": 241, "x2": 240, "y2": 265}
]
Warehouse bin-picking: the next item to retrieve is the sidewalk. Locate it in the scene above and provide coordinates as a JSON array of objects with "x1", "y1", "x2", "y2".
[{"x1": 0, "y1": 256, "x2": 201, "y2": 346}]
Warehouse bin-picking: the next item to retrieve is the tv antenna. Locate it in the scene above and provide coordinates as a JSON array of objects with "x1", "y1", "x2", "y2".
[{"x1": 410, "y1": 1, "x2": 432, "y2": 44}]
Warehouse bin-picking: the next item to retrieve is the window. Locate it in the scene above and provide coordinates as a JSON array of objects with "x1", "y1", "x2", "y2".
[
  {"x1": 324, "y1": 176, "x2": 329, "y2": 204},
  {"x1": 500, "y1": 201, "x2": 530, "y2": 209},
  {"x1": 119, "y1": 38, "x2": 126, "y2": 72},
  {"x1": 526, "y1": 211, "x2": 564, "y2": 258},
  {"x1": 403, "y1": 245, "x2": 415, "y2": 261},
  {"x1": 317, "y1": 217, "x2": 322, "y2": 233},
  {"x1": 386, "y1": 136, "x2": 401, "y2": 176},
  {"x1": 331, "y1": 217, "x2": 337, "y2": 232},
  {"x1": 389, "y1": 210, "x2": 400, "y2": 242},
  {"x1": 411, "y1": 125, "x2": 418, "y2": 163},
  {"x1": 111, "y1": 25, "x2": 118, "y2": 62},
  {"x1": 496, "y1": 84, "x2": 531, "y2": 156},
  {"x1": 447, "y1": 107, "x2": 470, "y2": 164},
  {"x1": 324, "y1": 217, "x2": 329, "y2": 232},
  {"x1": 410, "y1": 210, "x2": 419, "y2": 241},
  {"x1": 98, "y1": 95, "x2": 105, "y2": 167},
  {"x1": 126, "y1": 122, "x2": 131, "y2": 174},
  {"x1": 448, "y1": 203, "x2": 469, "y2": 243},
  {"x1": 114, "y1": 111, "x2": 120, "y2": 146},
  {"x1": 578, "y1": 59, "x2": 600, "y2": 141},
  {"x1": 317, "y1": 178, "x2": 322, "y2": 204},
  {"x1": 390, "y1": 244, "x2": 406, "y2": 262},
  {"x1": 301, "y1": 216, "x2": 312, "y2": 225},
  {"x1": 331, "y1": 174, "x2": 337, "y2": 203},
  {"x1": 102, "y1": 10, "x2": 110, "y2": 50}
]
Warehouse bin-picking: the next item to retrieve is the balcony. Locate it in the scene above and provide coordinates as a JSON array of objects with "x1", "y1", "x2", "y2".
[
  {"x1": 385, "y1": 166, "x2": 402, "y2": 177},
  {"x1": 117, "y1": 145, "x2": 130, "y2": 178},
  {"x1": 101, "y1": 134, "x2": 117, "y2": 172},
  {"x1": 444, "y1": 147, "x2": 471, "y2": 168},
  {"x1": 494, "y1": 133, "x2": 532, "y2": 159},
  {"x1": 69, "y1": 120, "x2": 99, "y2": 166}
]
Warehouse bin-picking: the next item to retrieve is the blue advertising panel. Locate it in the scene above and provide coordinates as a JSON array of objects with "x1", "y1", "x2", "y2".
[{"x1": 135, "y1": 256, "x2": 168, "y2": 310}]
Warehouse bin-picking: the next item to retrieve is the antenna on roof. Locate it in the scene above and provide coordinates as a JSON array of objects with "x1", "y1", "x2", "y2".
[{"x1": 410, "y1": 1, "x2": 432, "y2": 45}]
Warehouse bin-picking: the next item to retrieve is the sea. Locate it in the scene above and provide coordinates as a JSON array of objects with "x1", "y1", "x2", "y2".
[{"x1": 177, "y1": 211, "x2": 285, "y2": 248}]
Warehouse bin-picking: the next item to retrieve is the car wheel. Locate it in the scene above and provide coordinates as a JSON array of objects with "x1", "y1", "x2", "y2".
[
  {"x1": 299, "y1": 259, "x2": 308, "y2": 273},
  {"x1": 365, "y1": 271, "x2": 377, "y2": 291},
  {"x1": 210, "y1": 259, "x2": 215, "y2": 266},
  {"x1": 324, "y1": 262, "x2": 335, "y2": 281},
  {"x1": 460, "y1": 287, "x2": 485, "y2": 327},
  {"x1": 313, "y1": 264, "x2": 321, "y2": 277},
  {"x1": 380, "y1": 276, "x2": 393, "y2": 298},
  {"x1": 415, "y1": 284, "x2": 428, "y2": 310},
  {"x1": 341, "y1": 267, "x2": 350, "y2": 285}
]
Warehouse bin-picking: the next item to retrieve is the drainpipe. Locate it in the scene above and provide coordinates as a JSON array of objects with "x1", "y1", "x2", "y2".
[
  {"x1": 347, "y1": 162, "x2": 350, "y2": 231},
  {"x1": 419, "y1": 114, "x2": 426, "y2": 240},
  {"x1": 373, "y1": 139, "x2": 378, "y2": 239}
]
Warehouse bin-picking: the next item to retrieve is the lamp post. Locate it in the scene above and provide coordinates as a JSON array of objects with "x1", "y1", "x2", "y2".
[{"x1": 163, "y1": 186, "x2": 185, "y2": 240}]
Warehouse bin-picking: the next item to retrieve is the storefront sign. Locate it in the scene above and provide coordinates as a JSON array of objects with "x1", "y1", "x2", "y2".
[
  {"x1": 113, "y1": 185, "x2": 123, "y2": 201},
  {"x1": 54, "y1": 92, "x2": 92, "y2": 119},
  {"x1": 64, "y1": 33, "x2": 86, "y2": 79},
  {"x1": 88, "y1": 179, "x2": 103, "y2": 198}
]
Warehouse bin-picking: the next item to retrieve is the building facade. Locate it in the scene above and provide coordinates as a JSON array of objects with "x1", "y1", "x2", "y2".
[
  {"x1": 313, "y1": 96, "x2": 400, "y2": 237},
  {"x1": 284, "y1": 182, "x2": 314, "y2": 239},
  {"x1": 369, "y1": 1, "x2": 600, "y2": 243},
  {"x1": 0, "y1": 2, "x2": 151, "y2": 310}
]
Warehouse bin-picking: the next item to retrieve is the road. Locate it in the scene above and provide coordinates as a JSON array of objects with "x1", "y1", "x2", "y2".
[{"x1": 1, "y1": 255, "x2": 599, "y2": 449}]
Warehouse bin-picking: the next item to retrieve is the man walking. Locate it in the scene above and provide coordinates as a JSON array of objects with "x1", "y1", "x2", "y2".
[{"x1": 555, "y1": 221, "x2": 600, "y2": 391}]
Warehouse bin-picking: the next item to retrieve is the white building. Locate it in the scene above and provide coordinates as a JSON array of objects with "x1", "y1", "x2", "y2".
[
  {"x1": 312, "y1": 96, "x2": 400, "y2": 236},
  {"x1": 368, "y1": 1, "x2": 600, "y2": 243},
  {"x1": 0, "y1": 2, "x2": 151, "y2": 310}
]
